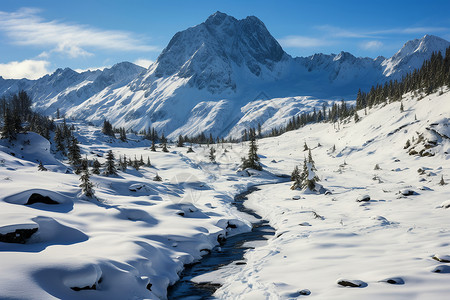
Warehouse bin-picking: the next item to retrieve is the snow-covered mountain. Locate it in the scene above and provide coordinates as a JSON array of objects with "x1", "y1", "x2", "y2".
[{"x1": 0, "y1": 12, "x2": 449, "y2": 139}]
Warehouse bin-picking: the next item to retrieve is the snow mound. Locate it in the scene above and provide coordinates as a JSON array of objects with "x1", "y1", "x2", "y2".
[
  {"x1": 62, "y1": 264, "x2": 102, "y2": 290},
  {"x1": 3, "y1": 189, "x2": 72, "y2": 205}
]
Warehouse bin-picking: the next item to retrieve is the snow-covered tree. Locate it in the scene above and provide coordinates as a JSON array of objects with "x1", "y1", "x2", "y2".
[
  {"x1": 153, "y1": 173, "x2": 162, "y2": 181},
  {"x1": 241, "y1": 132, "x2": 262, "y2": 170},
  {"x1": 177, "y1": 135, "x2": 184, "y2": 147},
  {"x1": 38, "y1": 161, "x2": 47, "y2": 171},
  {"x1": 305, "y1": 149, "x2": 320, "y2": 191},
  {"x1": 104, "y1": 150, "x2": 117, "y2": 176},
  {"x1": 79, "y1": 169, "x2": 95, "y2": 198},
  {"x1": 68, "y1": 137, "x2": 81, "y2": 166},
  {"x1": 92, "y1": 158, "x2": 101, "y2": 175},
  {"x1": 161, "y1": 133, "x2": 169, "y2": 152},
  {"x1": 209, "y1": 147, "x2": 216, "y2": 162}
]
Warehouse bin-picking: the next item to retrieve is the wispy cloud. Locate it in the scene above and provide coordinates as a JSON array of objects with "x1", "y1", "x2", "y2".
[
  {"x1": 360, "y1": 40, "x2": 384, "y2": 50},
  {"x1": 0, "y1": 8, "x2": 160, "y2": 59},
  {"x1": 316, "y1": 25, "x2": 450, "y2": 39},
  {"x1": 133, "y1": 59, "x2": 154, "y2": 68},
  {"x1": 0, "y1": 59, "x2": 50, "y2": 79},
  {"x1": 278, "y1": 35, "x2": 330, "y2": 48},
  {"x1": 315, "y1": 25, "x2": 372, "y2": 38}
]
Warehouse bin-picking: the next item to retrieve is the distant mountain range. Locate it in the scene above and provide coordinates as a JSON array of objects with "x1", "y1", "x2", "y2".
[{"x1": 1, "y1": 11, "x2": 449, "y2": 139}]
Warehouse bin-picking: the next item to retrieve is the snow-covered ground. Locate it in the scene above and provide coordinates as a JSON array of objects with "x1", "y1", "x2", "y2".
[{"x1": 0, "y1": 89, "x2": 449, "y2": 299}]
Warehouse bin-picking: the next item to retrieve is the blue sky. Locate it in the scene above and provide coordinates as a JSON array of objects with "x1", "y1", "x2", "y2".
[{"x1": 1, "y1": 0, "x2": 449, "y2": 79}]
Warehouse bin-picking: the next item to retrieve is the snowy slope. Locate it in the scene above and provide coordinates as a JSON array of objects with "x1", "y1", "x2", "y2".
[
  {"x1": 0, "y1": 12, "x2": 448, "y2": 139},
  {"x1": 0, "y1": 87, "x2": 449, "y2": 300}
]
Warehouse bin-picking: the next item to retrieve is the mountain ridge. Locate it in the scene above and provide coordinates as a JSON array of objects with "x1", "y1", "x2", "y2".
[{"x1": 0, "y1": 12, "x2": 449, "y2": 139}]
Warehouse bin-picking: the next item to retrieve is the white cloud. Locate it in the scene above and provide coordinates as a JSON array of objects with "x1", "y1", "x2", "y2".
[
  {"x1": 74, "y1": 66, "x2": 110, "y2": 73},
  {"x1": 0, "y1": 59, "x2": 51, "y2": 79},
  {"x1": 278, "y1": 35, "x2": 329, "y2": 48},
  {"x1": 0, "y1": 8, "x2": 160, "y2": 59},
  {"x1": 361, "y1": 40, "x2": 384, "y2": 50},
  {"x1": 133, "y1": 59, "x2": 154, "y2": 68}
]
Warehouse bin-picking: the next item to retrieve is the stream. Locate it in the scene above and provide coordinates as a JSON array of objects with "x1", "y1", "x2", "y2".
[{"x1": 167, "y1": 182, "x2": 283, "y2": 299}]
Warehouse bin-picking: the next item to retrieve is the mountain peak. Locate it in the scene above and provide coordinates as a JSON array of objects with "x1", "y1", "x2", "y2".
[
  {"x1": 205, "y1": 11, "x2": 235, "y2": 26},
  {"x1": 151, "y1": 12, "x2": 286, "y2": 93}
]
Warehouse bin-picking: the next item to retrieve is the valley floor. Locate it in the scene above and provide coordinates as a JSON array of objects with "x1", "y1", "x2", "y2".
[{"x1": 0, "y1": 90, "x2": 449, "y2": 299}]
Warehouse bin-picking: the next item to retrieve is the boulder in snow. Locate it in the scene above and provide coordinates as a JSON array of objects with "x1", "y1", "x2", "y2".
[
  {"x1": 337, "y1": 279, "x2": 367, "y2": 287},
  {"x1": 432, "y1": 254, "x2": 450, "y2": 263},
  {"x1": 356, "y1": 194, "x2": 371, "y2": 202}
]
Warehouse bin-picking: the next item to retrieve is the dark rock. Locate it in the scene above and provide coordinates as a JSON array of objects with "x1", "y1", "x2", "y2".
[
  {"x1": 337, "y1": 279, "x2": 366, "y2": 287},
  {"x1": 0, "y1": 227, "x2": 38, "y2": 244},
  {"x1": 217, "y1": 234, "x2": 226, "y2": 245},
  {"x1": 432, "y1": 265, "x2": 450, "y2": 273},
  {"x1": 71, "y1": 284, "x2": 97, "y2": 291},
  {"x1": 226, "y1": 222, "x2": 237, "y2": 229},
  {"x1": 146, "y1": 283, "x2": 152, "y2": 291},
  {"x1": 381, "y1": 277, "x2": 405, "y2": 285},
  {"x1": 26, "y1": 193, "x2": 59, "y2": 205}
]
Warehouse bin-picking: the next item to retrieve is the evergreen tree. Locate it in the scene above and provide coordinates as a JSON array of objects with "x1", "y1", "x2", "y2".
[
  {"x1": 241, "y1": 131, "x2": 262, "y2": 170},
  {"x1": 1, "y1": 108, "x2": 15, "y2": 140},
  {"x1": 290, "y1": 165, "x2": 300, "y2": 181},
  {"x1": 92, "y1": 158, "x2": 101, "y2": 175},
  {"x1": 161, "y1": 133, "x2": 169, "y2": 152},
  {"x1": 209, "y1": 147, "x2": 216, "y2": 162},
  {"x1": 177, "y1": 135, "x2": 184, "y2": 147},
  {"x1": 305, "y1": 149, "x2": 320, "y2": 191},
  {"x1": 102, "y1": 120, "x2": 115, "y2": 136},
  {"x1": 439, "y1": 175, "x2": 446, "y2": 186},
  {"x1": 153, "y1": 173, "x2": 162, "y2": 181},
  {"x1": 38, "y1": 161, "x2": 47, "y2": 171},
  {"x1": 79, "y1": 169, "x2": 95, "y2": 198},
  {"x1": 146, "y1": 157, "x2": 151, "y2": 167},
  {"x1": 187, "y1": 146, "x2": 194, "y2": 153},
  {"x1": 68, "y1": 137, "x2": 81, "y2": 166},
  {"x1": 303, "y1": 141, "x2": 308, "y2": 151},
  {"x1": 104, "y1": 150, "x2": 117, "y2": 176},
  {"x1": 120, "y1": 154, "x2": 128, "y2": 171},
  {"x1": 139, "y1": 155, "x2": 144, "y2": 166},
  {"x1": 133, "y1": 155, "x2": 140, "y2": 170},
  {"x1": 119, "y1": 128, "x2": 127, "y2": 142},
  {"x1": 54, "y1": 126, "x2": 66, "y2": 154}
]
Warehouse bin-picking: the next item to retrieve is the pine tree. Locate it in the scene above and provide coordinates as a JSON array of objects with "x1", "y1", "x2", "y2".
[
  {"x1": 209, "y1": 147, "x2": 216, "y2": 162},
  {"x1": 54, "y1": 126, "x2": 66, "y2": 154},
  {"x1": 139, "y1": 155, "x2": 144, "y2": 166},
  {"x1": 161, "y1": 133, "x2": 169, "y2": 152},
  {"x1": 1, "y1": 108, "x2": 15, "y2": 140},
  {"x1": 303, "y1": 141, "x2": 308, "y2": 151},
  {"x1": 104, "y1": 150, "x2": 117, "y2": 176},
  {"x1": 241, "y1": 132, "x2": 262, "y2": 170},
  {"x1": 400, "y1": 101, "x2": 404, "y2": 112},
  {"x1": 305, "y1": 149, "x2": 320, "y2": 191},
  {"x1": 153, "y1": 173, "x2": 162, "y2": 181},
  {"x1": 120, "y1": 154, "x2": 128, "y2": 171},
  {"x1": 187, "y1": 146, "x2": 194, "y2": 153},
  {"x1": 119, "y1": 128, "x2": 127, "y2": 142},
  {"x1": 151, "y1": 141, "x2": 156, "y2": 152},
  {"x1": 38, "y1": 161, "x2": 47, "y2": 171},
  {"x1": 146, "y1": 157, "x2": 151, "y2": 167},
  {"x1": 102, "y1": 120, "x2": 114, "y2": 136},
  {"x1": 177, "y1": 135, "x2": 184, "y2": 147},
  {"x1": 290, "y1": 165, "x2": 299, "y2": 181},
  {"x1": 68, "y1": 137, "x2": 81, "y2": 166},
  {"x1": 133, "y1": 155, "x2": 140, "y2": 170},
  {"x1": 79, "y1": 169, "x2": 95, "y2": 198},
  {"x1": 439, "y1": 175, "x2": 446, "y2": 186},
  {"x1": 92, "y1": 159, "x2": 101, "y2": 175}
]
